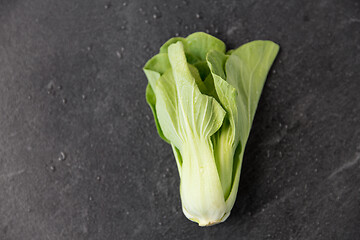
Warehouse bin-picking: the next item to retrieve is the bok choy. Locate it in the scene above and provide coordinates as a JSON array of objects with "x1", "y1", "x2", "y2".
[{"x1": 143, "y1": 32, "x2": 279, "y2": 226}]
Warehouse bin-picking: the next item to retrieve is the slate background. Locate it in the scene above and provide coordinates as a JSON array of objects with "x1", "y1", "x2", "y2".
[{"x1": 0, "y1": 0, "x2": 359, "y2": 239}]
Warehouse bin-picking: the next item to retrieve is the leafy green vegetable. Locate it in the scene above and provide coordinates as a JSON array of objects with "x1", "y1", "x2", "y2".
[{"x1": 143, "y1": 32, "x2": 279, "y2": 226}]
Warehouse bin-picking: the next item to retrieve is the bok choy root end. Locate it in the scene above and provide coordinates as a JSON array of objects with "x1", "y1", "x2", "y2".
[{"x1": 143, "y1": 32, "x2": 279, "y2": 226}]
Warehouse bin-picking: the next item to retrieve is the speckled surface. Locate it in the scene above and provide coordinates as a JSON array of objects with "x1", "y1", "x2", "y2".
[{"x1": 0, "y1": 0, "x2": 359, "y2": 239}]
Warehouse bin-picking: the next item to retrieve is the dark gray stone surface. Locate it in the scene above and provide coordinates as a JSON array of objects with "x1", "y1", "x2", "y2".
[{"x1": 0, "y1": 0, "x2": 359, "y2": 239}]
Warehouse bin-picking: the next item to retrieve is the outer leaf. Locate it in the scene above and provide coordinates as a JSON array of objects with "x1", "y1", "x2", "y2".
[
  {"x1": 226, "y1": 40, "x2": 279, "y2": 142},
  {"x1": 143, "y1": 53, "x2": 171, "y2": 95},
  {"x1": 145, "y1": 84, "x2": 168, "y2": 143},
  {"x1": 155, "y1": 69, "x2": 184, "y2": 149},
  {"x1": 159, "y1": 37, "x2": 200, "y2": 64},
  {"x1": 171, "y1": 144, "x2": 183, "y2": 177},
  {"x1": 160, "y1": 37, "x2": 186, "y2": 53},
  {"x1": 224, "y1": 40, "x2": 279, "y2": 211},
  {"x1": 144, "y1": 53, "x2": 171, "y2": 76},
  {"x1": 143, "y1": 53, "x2": 172, "y2": 143},
  {"x1": 185, "y1": 32, "x2": 226, "y2": 61}
]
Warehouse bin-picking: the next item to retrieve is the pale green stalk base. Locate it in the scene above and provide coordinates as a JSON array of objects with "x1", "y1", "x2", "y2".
[{"x1": 182, "y1": 206, "x2": 231, "y2": 226}]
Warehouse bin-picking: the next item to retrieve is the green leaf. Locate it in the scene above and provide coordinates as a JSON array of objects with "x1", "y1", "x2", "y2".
[
  {"x1": 226, "y1": 49, "x2": 234, "y2": 55},
  {"x1": 202, "y1": 74, "x2": 219, "y2": 101},
  {"x1": 185, "y1": 52, "x2": 201, "y2": 64},
  {"x1": 185, "y1": 32, "x2": 226, "y2": 61},
  {"x1": 193, "y1": 61, "x2": 210, "y2": 81},
  {"x1": 145, "y1": 84, "x2": 169, "y2": 143},
  {"x1": 206, "y1": 50, "x2": 239, "y2": 199},
  {"x1": 159, "y1": 37, "x2": 200, "y2": 64},
  {"x1": 160, "y1": 37, "x2": 186, "y2": 53},
  {"x1": 144, "y1": 53, "x2": 171, "y2": 75},
  {"x1": 155, "y1": 69, "x2": 183, "y2": 148},
  {"x1": 224, "y1": 40, "x2": 279, "y2": 210},
  {"x1": 226, "y1": 40, "x2": 279, "y2": 142},
  {"x1": 171, "y1": 143, "x2": 183, "y2": 177},
  {"x1": 143, "y1": 53, "x2": 172, "y2": 143},
  {"x1": 155, "y1": 41, "x2": 226, "y2": 146},
  {"x1": 207, "y1": 50, "x2": 241, "y2": 148},
  {"x1": 206, "y1": 50, "x2": 228, "y2": 79},
  {"x1": 188, "y1": 64, "x2": 208, "y2": 94}
]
